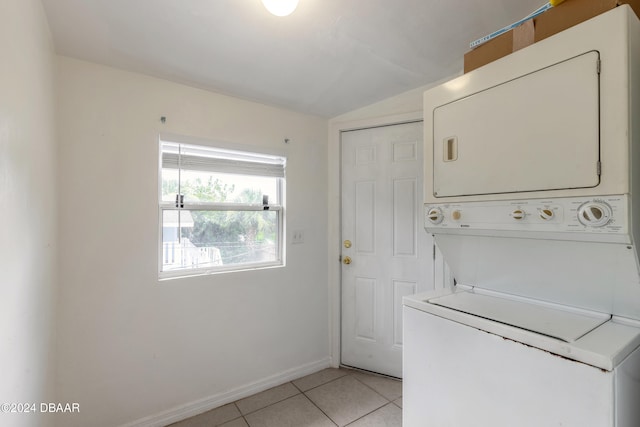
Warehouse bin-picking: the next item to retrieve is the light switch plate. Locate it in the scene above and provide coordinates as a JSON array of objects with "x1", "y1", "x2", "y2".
[{"x1": 292, "y1": 230, "x2": 304, "y2": 244}]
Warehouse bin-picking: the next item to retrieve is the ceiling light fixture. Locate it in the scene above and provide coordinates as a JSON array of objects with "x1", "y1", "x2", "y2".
[{"x1": 261, "y1": 0, "x2": 299, "y2": 17}]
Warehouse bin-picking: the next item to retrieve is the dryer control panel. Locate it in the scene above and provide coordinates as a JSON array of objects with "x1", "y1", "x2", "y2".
[{"x1": 425, "y1": 195, "x2": 630, "y2": 242}]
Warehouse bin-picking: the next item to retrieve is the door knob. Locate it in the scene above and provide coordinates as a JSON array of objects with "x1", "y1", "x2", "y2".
[
  {"x1": 344, "y1": 240, "x2": 352, "y2": 248},
  {"x1": 343, "y1": 256, "x2": 352, "y2": 265}
]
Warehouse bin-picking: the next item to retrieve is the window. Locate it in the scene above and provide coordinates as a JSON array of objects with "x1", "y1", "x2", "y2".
[{"x1": 159, "y1": 138, "x2": 285, "y2": 278}]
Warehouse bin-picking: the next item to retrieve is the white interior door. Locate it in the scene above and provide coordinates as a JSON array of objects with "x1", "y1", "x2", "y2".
[{"x1": 340, "y1": 121, "x2": 434, "y2": 378}]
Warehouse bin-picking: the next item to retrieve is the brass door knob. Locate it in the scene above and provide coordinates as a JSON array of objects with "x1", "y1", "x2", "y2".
[{"x1": 343, "y1": 256, "x2": 352, "y2": 265}]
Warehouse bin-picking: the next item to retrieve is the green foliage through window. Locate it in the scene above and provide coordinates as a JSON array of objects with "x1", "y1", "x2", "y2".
[{"x1": 159, "y1": 139, "x2": 285, "y2": 276}]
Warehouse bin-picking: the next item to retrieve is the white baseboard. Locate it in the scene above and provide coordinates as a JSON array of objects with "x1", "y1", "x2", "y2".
[{"x1": 120, "y1": 357, "x2": 332, "y2": 427}]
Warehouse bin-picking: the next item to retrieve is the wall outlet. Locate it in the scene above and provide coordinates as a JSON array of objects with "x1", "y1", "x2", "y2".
[{"x1": 292, "y1": 230, "x2": 304, "y2": 244}]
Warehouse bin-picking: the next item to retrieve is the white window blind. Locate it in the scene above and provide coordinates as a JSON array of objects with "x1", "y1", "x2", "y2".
[{"x1": 161, "y1": 142, "x2": 285, "y2": 178}]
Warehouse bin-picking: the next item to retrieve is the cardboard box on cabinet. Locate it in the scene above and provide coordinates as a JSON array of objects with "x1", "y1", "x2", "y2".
[{"x1": 464, "y1": 0, "x2": 640, "y2": 73}]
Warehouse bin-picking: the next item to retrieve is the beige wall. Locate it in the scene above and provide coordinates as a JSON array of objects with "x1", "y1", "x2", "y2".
[
  {"x1": 0, "y1": 3, "x2": 454, "y2": 423},
  {"x1": 0, "y1": 0, "x2": 58, "y2": 426},
  {"x1": 55, "y1": 57, "x2": 329, "y2": 427}
]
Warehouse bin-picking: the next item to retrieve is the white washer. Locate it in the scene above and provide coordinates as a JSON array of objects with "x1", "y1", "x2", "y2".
[{"x1": 404, "y1": 289, "x2": 640, "y2": 427}]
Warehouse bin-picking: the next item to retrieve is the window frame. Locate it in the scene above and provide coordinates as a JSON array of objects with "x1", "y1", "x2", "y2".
[{"x1": 158, "y1": 136, "x2": 286, "y2": 280}]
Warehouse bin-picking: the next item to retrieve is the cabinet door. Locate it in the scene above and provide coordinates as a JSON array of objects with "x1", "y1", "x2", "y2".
[{"x1": 432, "y1": 51, "x2": 600, "y2": 198}]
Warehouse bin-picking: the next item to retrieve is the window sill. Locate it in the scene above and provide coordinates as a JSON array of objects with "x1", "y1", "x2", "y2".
[{"x1": 158, "y1": 261, "x2": 285, "y2": 281}]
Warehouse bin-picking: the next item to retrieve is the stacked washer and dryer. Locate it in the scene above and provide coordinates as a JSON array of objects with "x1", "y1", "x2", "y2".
[{"x1": 403, "y1": 5, "x2": 640, "y2": 427}]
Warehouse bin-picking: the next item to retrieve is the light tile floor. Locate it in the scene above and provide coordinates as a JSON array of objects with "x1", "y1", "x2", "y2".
[{"x1": 168, "y1": 368, "x2": 402, "y2": 427}]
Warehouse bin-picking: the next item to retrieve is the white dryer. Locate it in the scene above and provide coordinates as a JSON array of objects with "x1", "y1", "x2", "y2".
[{"x1": 404, "y1": 5, "x2": 640, "y2": 427}]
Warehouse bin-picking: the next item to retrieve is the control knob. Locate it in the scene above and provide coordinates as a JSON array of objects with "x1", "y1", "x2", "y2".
[
  {"x1": 511, "y1": 209, "x2": 526, "y2": 220},
  {"x1": 539, "y1": 208, "x2": 554, "y2": 221},
  {"x1": 577, "y1": 201, "x2": 612, "y2": 227},
  {"x1": 426, "y1": 207, "x2": 444, "y2": 224}
]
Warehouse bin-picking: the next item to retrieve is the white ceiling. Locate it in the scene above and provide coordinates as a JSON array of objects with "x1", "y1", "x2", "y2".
[{"x1": 41, "y1": 0, "x2": 542, "y2": 117}]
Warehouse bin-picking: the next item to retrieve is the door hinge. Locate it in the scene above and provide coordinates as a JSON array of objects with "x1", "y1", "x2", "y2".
[
  {"x1": 597, "y1": 161, "x2": 601, "y2": 176},
  {"x1": 597, "y1": 59, "x2": 601, "y2": 74}
]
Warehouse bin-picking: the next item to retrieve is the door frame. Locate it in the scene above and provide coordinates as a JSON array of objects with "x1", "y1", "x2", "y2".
[{"x1": 328, "y1": 111, "x2": 424, "y2": 369}]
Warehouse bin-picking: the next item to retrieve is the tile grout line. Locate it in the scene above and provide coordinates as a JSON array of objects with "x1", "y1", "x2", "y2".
[
  {"x1": 299, "y1": 393, "x2": 339, "y2": 427},
  {"x1": 342, "y1": 402, "x2": 398, "y2": 427},
  {"x1": 235, "y1": 381, "x2": 338, "y2": 427},
  {"x1": 341, "y1": 371, "x2": 400, "y2": 426},
  {"x1": 298, "y1": 377, "x2": 341, "y2": 426},
  {"x1": 340, "y1": 367, "x2": 403, "y2": 407},
  {"x1": 301, "y1": 370, "x2": 393, "y2": 427},
  {"x1": 229, "y1": 401, "x2": 249, "y2": 427},
  {"x1": 221, "y1": 369, "x2": 400, "y2": 427},
  {"x1": 294, "y1": 371, "x2": 349, "y2": 394},
  {"x1": 290, "y1": 380, "x2": 304, "y2": 394},
  {"x1": 234, "y1": 382, "x2": 302, "y2": 418},
  {"x1": 290, "y1": 379, "x2": 340, "y2": 426},
  {"x1": 294, "y1": 371, "x2": 353, "y2": 426},
  {"x1": 349, "y1": 372, "x2": 397, "y2": 404}
]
